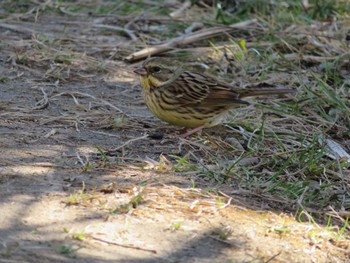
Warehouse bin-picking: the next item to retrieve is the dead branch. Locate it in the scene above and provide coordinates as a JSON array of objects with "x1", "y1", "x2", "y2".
[{"x1": 125, "y1": 19, "x2": 257, "y2": 62}]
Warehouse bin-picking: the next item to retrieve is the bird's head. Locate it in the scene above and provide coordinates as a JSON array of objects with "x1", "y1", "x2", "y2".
[{"x1": 134, "y1": 57, "x2": 181, "y2": 89}]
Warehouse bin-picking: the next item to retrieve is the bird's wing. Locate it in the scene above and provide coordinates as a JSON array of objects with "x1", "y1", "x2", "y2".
[{"x1": 161, "y1": 71, "x2": 248, "y2": 106}]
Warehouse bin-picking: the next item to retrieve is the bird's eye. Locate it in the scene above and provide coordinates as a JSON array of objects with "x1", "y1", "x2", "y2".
[{"x1": 151, "y1": 66, "x2": 161, "y2": 73}]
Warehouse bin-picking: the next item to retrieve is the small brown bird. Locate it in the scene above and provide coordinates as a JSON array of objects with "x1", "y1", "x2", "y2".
[{"x1": 134, "y1": 57, "x2": 294, "y2": 135}]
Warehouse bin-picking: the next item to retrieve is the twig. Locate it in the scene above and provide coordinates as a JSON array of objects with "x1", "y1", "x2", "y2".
[
  {"x1": 327, "y1": 206, "x2": 348, "y2": 222},
  {"x1": 0, "y1": 22, "x2": 36, "y2": 35},
  {"x1": 110, "y1": 134, "x2": 149, "y2": 152},
  {"x1": 32, "y1": 86, "x2": 49, "y2": 110},
  {"x1": 321, "y1": 136, "x2": 350, "y2": 163},
  {"x1": 90, "y1": 130, "x2": 120, "y2": 137},
  {"x1": 92, "y1": 24, "x2": 137, "y2": 41},
  {"x1": 59, "y1": 7, "x2": 87, "y2": 17},
  {"x1": 90, "y1": 235, "x2": 157, "y2": 254},
  {"x1": 284, "y1": 53, "x2": 349, "y2": 63},
  {"x1": 43, "y1": 128, "x2": 57, "y2": 139},
  {"x1": 179, "y1": 137, "x2": 212, "y2": 151},
  {"x1": 170, "y1": 0, "x2": 191, "y2": 18},
  {"x1": 76, "y1": 152, "x2": 88, "y2": 166},
  {"x1": 209, "y1": 235, "x2": 239, "y2": 246},
  {"x1": 49, "y1": 91, "x2": 124, "y2": 113},
  {"x1": 184, "y1": 22, "x2": 204, "y2": 34},
  {"x1": 265, "y1": 251, "x2": 282, "y2": 263},
  {"x1": 125, "y1": 19, "x2": 257, "y2": 62},
  {"x1": 125, "y1": 13, "x2": 145, "y2": 31}
]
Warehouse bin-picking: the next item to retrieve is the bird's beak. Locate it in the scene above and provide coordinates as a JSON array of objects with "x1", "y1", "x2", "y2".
[{"x1": 134, "y1": 66, "x2": 147, "y2": 76}]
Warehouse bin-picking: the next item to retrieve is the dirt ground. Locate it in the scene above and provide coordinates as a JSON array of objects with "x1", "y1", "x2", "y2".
[{"x1": 1, "y1": 2, "x2": 350, "y2": 263}]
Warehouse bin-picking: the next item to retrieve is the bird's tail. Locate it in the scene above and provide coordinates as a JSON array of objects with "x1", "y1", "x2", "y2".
[{"x1": 238, "y1": 88, "x2": 295, "y2": 98}]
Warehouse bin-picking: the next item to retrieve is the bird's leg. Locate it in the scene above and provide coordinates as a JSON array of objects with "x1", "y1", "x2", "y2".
[{"x1": 181, "y1": 125, "x2": 205, "y2": 138}]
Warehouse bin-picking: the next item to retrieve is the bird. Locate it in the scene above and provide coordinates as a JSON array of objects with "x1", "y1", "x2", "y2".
[{"x1": 134, "y1": 57, "x2": 295, "y2": 136}]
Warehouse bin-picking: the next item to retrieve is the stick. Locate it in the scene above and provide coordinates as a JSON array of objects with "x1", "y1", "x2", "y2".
[
  {"x1": 50, "y1": 91, "x2": 124, "y2": 113},
  {"x1": 109, "y1": 134, "x2": 149, "y2": 152},
  {"x1": 32, "y1": 86, "x2": 49, "y2": 110},
  {"x1": 0, "y1": 22, "x2": 36, "y2": 35},
  {"x1": 125, "y1": 19, "x2": 257, "y2": 62},
  {"x1": 92, "y1": 24, "x2": 138, "y2": 41},
  {"x1": 170, "y1": 0, "x2": 191, "y2": 18},
  {"x1": 91, "y1": 235, "x2": 157, "y2": 254},
  {"x1": 265, "y1": 251, "x2": 282, "y2": 263}
]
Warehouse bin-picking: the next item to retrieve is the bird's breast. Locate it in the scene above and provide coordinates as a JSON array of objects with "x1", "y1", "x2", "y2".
[
  {"x1": 142, "y1": 87, "x2": 230, "y2": 128},
  {"x1": 140, "y1": 76, "x2": 166, "y2": 92}
]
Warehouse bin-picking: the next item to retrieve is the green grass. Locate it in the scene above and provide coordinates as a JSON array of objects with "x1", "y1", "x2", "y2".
[
  {"x1": 47, "y1": 0, "x2": 172, "y2": 16},
  {"x1": 169, "y1": 35, "x2": 349, "y2": 219},
  {"x1": 213, "y1": 0, "x2": 350, "y2": 24},
  {"x1": 58, "y1": 243, "x2": 80, "y2": 256}
]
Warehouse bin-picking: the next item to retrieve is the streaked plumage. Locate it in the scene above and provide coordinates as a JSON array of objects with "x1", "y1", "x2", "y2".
[{"x1": 134, "y1": 57, "x2": 294, "y2": 130}]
